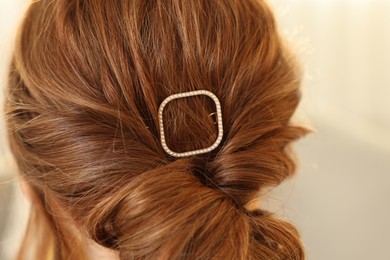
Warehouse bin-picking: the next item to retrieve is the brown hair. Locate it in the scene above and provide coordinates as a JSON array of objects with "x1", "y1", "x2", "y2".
[{"x1": 5, "y1": 0, "x2": 310, "y2": 259}]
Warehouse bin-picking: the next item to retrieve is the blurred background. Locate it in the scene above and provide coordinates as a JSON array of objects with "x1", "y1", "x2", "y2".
[{"x1": 1, "y1": 0, "x2": 389, "y2": 259}]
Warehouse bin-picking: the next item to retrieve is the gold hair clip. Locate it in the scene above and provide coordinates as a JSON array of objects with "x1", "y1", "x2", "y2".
[
  {"x1": 158, "y1": 90, "x2": 224, "y2": 157},
  {"x1": 209, "y1": 112, "x2": 217, "y2": 124}
]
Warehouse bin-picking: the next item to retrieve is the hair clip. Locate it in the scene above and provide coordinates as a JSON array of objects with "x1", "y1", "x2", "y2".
[
  {"x1": 209, "y1": 112, "x2": 217, "y2": 124},
  {"x1": 158, "y1": 90, "x2": 224, "y2": 158}
]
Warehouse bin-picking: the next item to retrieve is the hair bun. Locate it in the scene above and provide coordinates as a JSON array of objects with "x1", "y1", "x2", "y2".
[
  {"x1": 87, "y1": 159, "x2": 251, "y2": 259},
  {"x1": 85, "y1": 157, "x2": 305, "y2": 260}
]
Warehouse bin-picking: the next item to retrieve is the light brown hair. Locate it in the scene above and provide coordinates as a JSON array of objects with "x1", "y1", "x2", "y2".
[{"x1": 5, "y1": 0, "x2": 310, "y2": 259}]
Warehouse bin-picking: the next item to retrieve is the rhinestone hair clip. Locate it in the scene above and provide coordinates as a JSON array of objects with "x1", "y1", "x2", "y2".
[{"x1": 158, "y1": 90, "x2": 224, "y2": 158}]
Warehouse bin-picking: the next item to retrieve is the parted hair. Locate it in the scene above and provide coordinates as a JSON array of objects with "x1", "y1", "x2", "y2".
[{"x1": 5, "y1": 0, "x2": 310, "y2": 259}]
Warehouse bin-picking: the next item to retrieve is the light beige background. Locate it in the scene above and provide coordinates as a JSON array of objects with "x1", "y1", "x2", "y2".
[{"x1": 1, "y1": 0, "x2": 389, "y2": 259}]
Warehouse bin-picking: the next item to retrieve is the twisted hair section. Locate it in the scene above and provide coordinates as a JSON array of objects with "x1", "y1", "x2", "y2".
[{"x1": 5, "y1": 0, "x2": 309, "y2": 259}]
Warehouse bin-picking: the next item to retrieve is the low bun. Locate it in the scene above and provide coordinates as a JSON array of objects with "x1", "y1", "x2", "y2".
[
  {"x1": 84, "y1": 155, "x2": 305, "y2": 260},
  {"x1": 86, "y1": 159, "x2": 251, "y2": 259}
]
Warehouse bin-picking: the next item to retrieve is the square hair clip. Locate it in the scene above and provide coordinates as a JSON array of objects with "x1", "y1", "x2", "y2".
[{"x1": 157, "y1": 90, "x2": 224, "y2": 157}]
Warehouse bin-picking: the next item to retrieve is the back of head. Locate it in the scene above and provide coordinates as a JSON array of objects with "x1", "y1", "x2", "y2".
[{"x1": 5, "y1": 0, "x2": 309, "y2": 259}]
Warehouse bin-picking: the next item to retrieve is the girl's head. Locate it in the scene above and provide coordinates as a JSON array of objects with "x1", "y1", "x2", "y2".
[{"x1": 5, "y1": 0, "x2": 309, "y2": 259}]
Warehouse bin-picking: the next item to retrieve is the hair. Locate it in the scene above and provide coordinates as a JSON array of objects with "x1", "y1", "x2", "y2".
[{"x1": 4, "y1": 0, "x2": 310, "y2": 259}]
